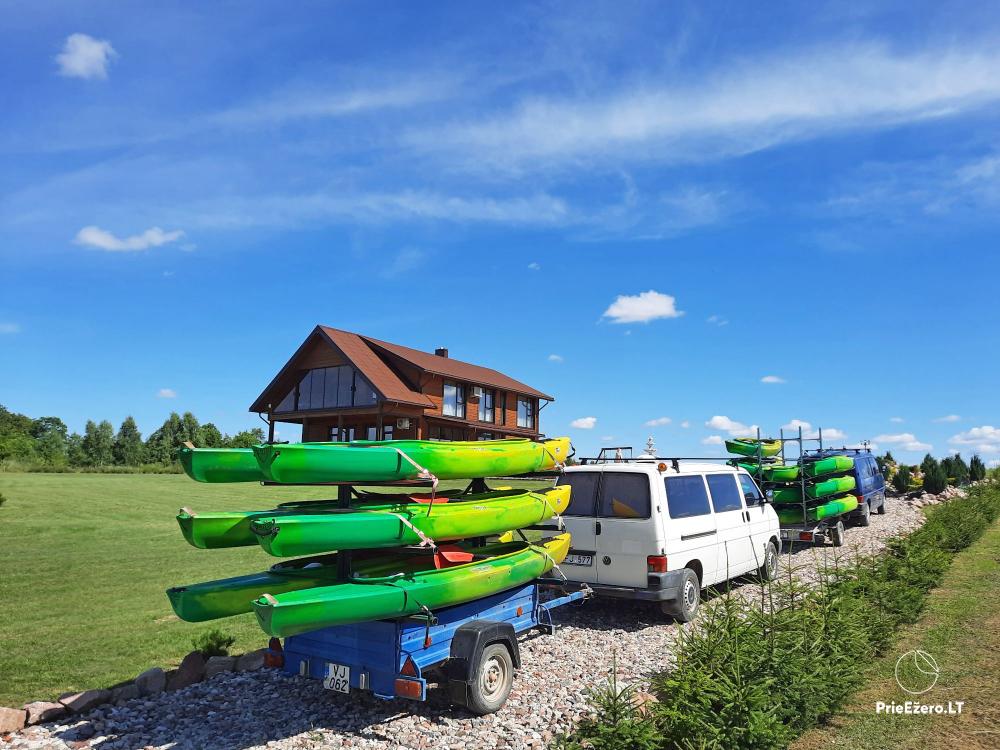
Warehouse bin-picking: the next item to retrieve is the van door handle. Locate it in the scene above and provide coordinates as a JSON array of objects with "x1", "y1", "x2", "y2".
[{"x1": 596, "y1": 521, "x2": 602, "y2": 535}]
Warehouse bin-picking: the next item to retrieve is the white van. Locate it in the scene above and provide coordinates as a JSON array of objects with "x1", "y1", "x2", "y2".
[{"x1": 555, "y1": 459, "x2": 781, "y2": 621}]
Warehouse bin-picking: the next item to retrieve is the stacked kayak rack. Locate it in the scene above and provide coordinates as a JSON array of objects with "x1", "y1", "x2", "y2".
[
  {"x1": 167, "y1": 437, "x2": 589, "y2": 713},
  {"x1": 727, "y1": 427, "x2": 861, "y2": 547}
]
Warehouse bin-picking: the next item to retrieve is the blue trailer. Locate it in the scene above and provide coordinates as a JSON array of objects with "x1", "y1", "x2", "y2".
[{"x1": 273, "y1": 580, "x2": 589, "y2": 714}]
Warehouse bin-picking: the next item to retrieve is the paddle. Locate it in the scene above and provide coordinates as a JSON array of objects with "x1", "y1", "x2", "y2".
[{"x1": 433, "y1": 545, "x2": 475, "y2": 569}]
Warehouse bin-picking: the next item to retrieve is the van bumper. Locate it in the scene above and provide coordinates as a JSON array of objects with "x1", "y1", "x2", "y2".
[{"x1": 587, "y1": 571, "x2": 684, "y2": 602}]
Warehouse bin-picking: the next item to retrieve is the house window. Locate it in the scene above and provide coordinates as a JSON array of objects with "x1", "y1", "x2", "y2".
[
  {"x1": 429, "y1": 424, "x2": 464, "y2": 441},
  {"x1": 478, "y1": 389, "x2": 495, "y2": 422},
  {"x1": 274, "y1": 366, "x2": 379, "y2": 412},
  {"x1": 498, "y1": 393, "x2": 507, "y2": 425},
  {"x1": 382, "y1": 424, "x2": 394, "y2": 441},
  {"x1": 517, "y1": 397, "x2": 535, "y2": 429},
  {"x1": 330, "y1": 426, "x2": 357, "y2": 441},
  {"x1": 443, "y1": 381, "x2": 466, "y2": 418},
  {"x1": 478, "y1": 432, "x2": 494, "y2": 441}
]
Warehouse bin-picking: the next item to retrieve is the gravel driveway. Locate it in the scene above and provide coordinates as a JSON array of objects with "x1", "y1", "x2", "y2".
[{"x1": 2, "y1": 496, "x2": 923, "y2": 750}]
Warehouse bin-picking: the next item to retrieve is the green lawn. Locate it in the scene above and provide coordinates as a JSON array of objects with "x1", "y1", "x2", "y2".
[
  {"x1": 0, "y1": 472, "x2": 547, "y2": 706},
  {"x1": 794, "y1": 517, "x2": 1000, "y2": 750}
]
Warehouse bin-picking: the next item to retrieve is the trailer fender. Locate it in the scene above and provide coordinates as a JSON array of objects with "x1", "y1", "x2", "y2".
[{"x1": 445, "y1": 620, "x2": 519, "y2": 707}]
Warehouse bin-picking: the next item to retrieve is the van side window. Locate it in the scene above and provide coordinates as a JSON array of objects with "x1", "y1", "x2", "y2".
[
  {"x1": 598, "y1": 472, "x2": 651, "y2": 519},
  {"x1": 707, "y1": 474, "x2": 743, "y2": 512},
  {"x1": 556, "y1": 473, "x2": 600, "y2": 516},
  {"x1": 664, "y1": 475, "x2": 711, "y2": 518},
  {"x1": 738, "y1": 474, "x2": 764, "y2": 505}
]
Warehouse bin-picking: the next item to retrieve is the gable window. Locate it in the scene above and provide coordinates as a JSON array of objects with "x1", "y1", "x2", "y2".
[
  {"x1": 274, "y1": 365, "x2": 378, "y2": 412},
  {"x1": 478, "y1": 389, "x2": 495, "y2": 423},
  {"x1": 516, "y1": 397, "x2": 535, "y2": 429},
  {"x1": 443, "y1": 381, "x2": 466, "y2": 418}
]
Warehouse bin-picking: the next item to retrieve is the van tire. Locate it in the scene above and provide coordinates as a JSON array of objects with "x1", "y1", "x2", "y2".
[
  {"x1": 661, "y1": 569, "x2": 700, "y2": 623},
  {"x1": 855, "y1": 500, "x2": 871, "y2": 527},
  {"x1": 829, "y1": 520, "x2": 846, "y2": 547},
  {"x1": 876, "y1": 498, "x2": 887, "y2": 515},
  {"x1": 758, "y1": 541, "x2": 779, "y2": 581}
]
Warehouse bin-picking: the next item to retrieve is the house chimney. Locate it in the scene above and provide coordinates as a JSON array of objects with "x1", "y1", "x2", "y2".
[{"x1": 434, "y1": 347, "x2": 449, "y2": 358}]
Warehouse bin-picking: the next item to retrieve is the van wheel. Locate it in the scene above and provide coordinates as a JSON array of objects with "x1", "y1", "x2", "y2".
[
  {"x1": 466, "y1": 643, "x2": 514, "y2": 715},
  {"x1": 758, "y1": 542, "x2": 779, "y2": 581},
  {"x1": 876, "y1": 498, "x2": 887, "y2": 515},
  {"x1": 856, "y1": 500, "x2": 871, "y2": 527},
  {"x1": 829, "y1": 520, "x2": 846, "y2": 547},
  {"x1": 661, "y1": 569, "x2": 700, "y2": 623}
]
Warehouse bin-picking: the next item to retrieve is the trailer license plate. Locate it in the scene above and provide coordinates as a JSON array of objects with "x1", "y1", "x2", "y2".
[
  {"x1": 323, "y1": 663, "x2": 350, "y2": 693},
  {"x1": 564, "y1": 553, "x2": 593, "y2": 566}
]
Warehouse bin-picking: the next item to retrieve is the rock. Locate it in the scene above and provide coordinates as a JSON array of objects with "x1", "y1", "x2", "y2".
[
  {"x1": 204, "y1": 655, "x2": 237, "y2": 678},
  {"x1": 633, "y1": 691, "x2": 659, "y2": 716},
  {"x1": 167, "y1": 650, "x2": 206, "y2": 691},
  {"x1": 135, "y1": 667, "x2": 167, "y2": 697},
  {"x1": 111, "y1": 682, "x2": 139, "y2": 704},
  {"x1": 23, "y1": 700, "x2": 65, "y2": 725},
  {"x1": 58, "y1": 689, "x2": 111, "y2": 714},
  {"x1": 0, "y1": 706, "x2": 26, "y2": 732},
  {"x1": 235, "y1": 649, "x2": 267, "y2": 672},
  {"x1": 64, "y1": 721, "x2": 96, "y2": 741}
]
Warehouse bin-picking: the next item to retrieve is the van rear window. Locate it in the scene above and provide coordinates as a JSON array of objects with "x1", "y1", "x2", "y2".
[
  {"x1": 665, "y1": 475, "x2": 711, "y2": 518},
  {"x1": 555, "y1": 472, "x2": 599, "y2": 516},
  {"x1": 598, "y1": 473, "x2": 651, "y2": 519}
]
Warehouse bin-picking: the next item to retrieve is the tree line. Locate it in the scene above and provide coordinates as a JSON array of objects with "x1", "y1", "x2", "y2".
[
  {"x1": 877, "y1": 450, "x2": 988, "y2": 494},
  {"x1": 0, "y1": 404, "x2": 264, "y2": 469}
]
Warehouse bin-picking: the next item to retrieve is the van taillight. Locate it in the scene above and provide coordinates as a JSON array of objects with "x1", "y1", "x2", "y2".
[{"x1": 647, "y1": 555, "x2": 668, "y2": 573}]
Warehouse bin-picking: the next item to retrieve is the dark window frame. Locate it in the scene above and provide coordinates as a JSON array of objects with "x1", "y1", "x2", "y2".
[
  {"x1": 516, "y1": 397, "x2": 535, "y2": 429},
  {"x1": 706, "y1": 473, "x2": 745, "y2": 513},
  {"x1": 275, "y1": 365, "x2": 379, "y2": 413},
  {"x1": 478, "y1": 388, "x2": 495, "y2": 423},
  {"x1": 443, "y1": 381, "x2": 466, "y2": 419}
]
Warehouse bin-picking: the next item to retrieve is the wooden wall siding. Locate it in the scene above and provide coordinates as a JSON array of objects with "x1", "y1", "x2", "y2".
[{"x1": 299, "y1": 340, "x2": 348, "y2": 370}]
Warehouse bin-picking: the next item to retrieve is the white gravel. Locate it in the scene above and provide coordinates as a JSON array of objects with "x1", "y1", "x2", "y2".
[{"x1": 1, "y1": 496, "x2": 924, "y2": 750}]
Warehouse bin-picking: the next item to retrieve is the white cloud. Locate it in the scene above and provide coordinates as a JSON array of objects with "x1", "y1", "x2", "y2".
[
  {"x1": 780, "y1": 420, "x2": 846, "y2": 441},
  {"x1": 570, "y1": 416, "x2": 597, "y2": 429},
  {"x1": 602, "y1": 290, "x2": 684, "y2": 324},
  {"x1": 948, "y1": 426, "x2": 1000, "y2": 453},
  {"x1": 0, "y1": 322, "x2": 20, "y2": 334},
  {"x1": 680, "y1": 420, "x2": 690, "y2": 429},
  {"x1": 56, "y1": 33, "x2": 117, "y2": 80},
  {"x1": 381, "y1": 247, "x2": 425, "y2": 278},
  {"x1": 600, "y1": 435, "x2": 615, "y2": 442},
  {"x1": 528, "y1": 262, "x2": 541, "y2": 270},
  {"x1": 702, "y1": 435, "x2": 724, "y2": 445},
  {"x1": 706, "y1": 315, "x2": 729, "y2": 327},
  {"x1": 75, "y1": 225, "x2": 185, "y2": 252},
  {"x1": 933, "y1": 414, "x2": 961, "y2": 423},
  {"x1": 547, "y1": 354, "x2": 564, "y2": 363},
  {"x1": 414, "y1": 42, "x2": 1000, "y2": 170},
  {"x1": 761, "y1": 375, "x2": 786, "y2": 384},
  {"x1": 644, "y1": 417, "x2": 672, "y2": 427},
  {"x1": 705, "y1": 415, "x2": 758, "y2": 436},
  {"x1": 157, "y1": 388, "x2": 177, "y2": 399},
  {"x1": 873, "y1": 432, "x2": 932, "y2": 452},
  {"x1": 890, "y1": 417, "x2": 905, "y2": 423}
]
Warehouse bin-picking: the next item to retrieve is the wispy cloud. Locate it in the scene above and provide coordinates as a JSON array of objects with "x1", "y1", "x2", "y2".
[
  {"x1": 874, "y1": 432, "x2": 932, "y2": 452},
  {"x1": 761, "y1": 375, "x2": 786, "y2": 384},
  {"x1": 706, "y1": 415, "x2": 757, "y2": 436},
  {"x1": 547, "y1": 354, "x2": 564, "y2": 363},
  {"x1": 380, "y1": 247, "x2": 426, "y2": 279},
  {"x1": 410, "y1": 42, "x2": 1000, "y2": 170},
  {"x1": 0, "y1": 322, "x2": 20, "y2": 334},
  {"x1": 602, "y1": 290, "x2": 684, "y2": 324},
  {"x1": 644, "y1": 417, "x2": 672, "y2": 427},
  {"x1": 680, "y1": 420, "x2": 690, "y2": 428},
  {"x1": 706, "y1": 315, "x2": 729, "y2": 327},
  {"x1": 933, "y1": 414, "x2": 961, "y2": 423},
  {"x1": 528, "y1": 262, "x2": 541, "y2": 270},
  {"x1": 571, "y1": 416, "x2": 597, "y2": 429},
  {"x1": 56, "y1": 33, "x2": 117, "y2": 80},
  {"x1": 702, "y1": 435, "x2": 724, "y2": 445},
  {"x1": 890, "y1": 416, "x2": 905, "y2": 423},
  {"x1": 157, "y1": 388, "x2": 177, "y2": 399},
  {"x1": 75, "y1": 226, "x2": 185, "y2": 252},
  {"x1": 782, "y1": 419, "x2": 846, "y2": 441}
]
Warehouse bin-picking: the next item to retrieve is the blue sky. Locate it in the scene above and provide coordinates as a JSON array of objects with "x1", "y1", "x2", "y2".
[{"x1": 2, "y1": 1, "x2": 999, "y2": 463}]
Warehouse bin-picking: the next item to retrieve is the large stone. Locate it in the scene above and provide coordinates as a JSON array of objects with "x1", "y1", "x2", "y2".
[
  {"x1": 23, "y1": 701, "x2": 65, "y2": 725},
  {"x1": 204, "y1": 655, "x2": 236, "y2": 678},
  {"x1": 135, "y1": 667, "x2": 166, "y2": 697},
  {"x1": 111, "y1": 683, "x2": 139, "y2": 705},
  {"x1": 235, "y1": 649, "x2": 267, "y2": 672},
  {"x1": 0, "y1": 706, "x2": 26, "y2": 732},
  {"x1": 167, "y1": 651, "x2": 206, "y2": 691},
  {"x1": 58, "y1": 689, "x2": 111, "y2": 714}
]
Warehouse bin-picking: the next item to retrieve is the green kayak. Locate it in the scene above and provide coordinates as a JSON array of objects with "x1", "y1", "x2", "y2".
[
  {"x1": 251, "y1": 486, "x2": 571, "y2": 556},
  {"x1": 802, "y1": 455, "x2": 855, "y2": 478},
  {"x1": 725, "y1": 438, "x2": 782, "y2": 458},
  {"x1": 252, "y1": 533, "x2": 570, "y2": 637},
  {"x1": 762, "y1": 464, "x2": 800, "y2": 482},
  {"x1": 177, "y1": 442, "x2": 343, "y2": 483},
  {"x1": 254, "y1": 437, "x2": 571, "y2": 484},
  {"x1": 177, "y1": 499, "x2": 345, "y2": 549},
  {"x1": 771, "y1": 475, "x2": 857, "y2": 502},
  {"x1": 776, "y1": 496, "x2": 859, "y2": 524}
]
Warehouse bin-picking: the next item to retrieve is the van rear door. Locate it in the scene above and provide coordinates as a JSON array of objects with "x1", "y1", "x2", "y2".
[
  {"x1": 662, "y1": 474, "x2": 720, "y2": 586},
  {"x1": 593, "y1": 472, "x2": 659, "y2": 588},
  {"x1": 555, "y1": 471, "x2": 600, "y2": 583}
]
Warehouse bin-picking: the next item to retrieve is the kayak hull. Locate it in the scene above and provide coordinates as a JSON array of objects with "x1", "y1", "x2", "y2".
[
  {"x1": 762, "y1": 464, "x2": 800, "y2": 482},
  {"x1": 252, "y1": 486, "x2": 571, "y2": 556},
  {"x1": 252, "y1": 534, "x2": 571, "y2": 637},
  {"x1": 776, "y1": 496, "x2": 859, "y2": 524},
  {"x1": 253, "y1": 438, "x2": 571, "y2": 484},
  {"x1": 177, "y1": 447, "x2": 266, "y2": 483},
  {"x1": 802, "y1": 455, "x2": 855, "y2": 478},
  {"x1": 772, "y1": 475, "x2": 857, "y2": 503},
  {"x1": 725, "y1": 439, "x2": 782, "y2": 458},
  {"x1": 177, "y1": 500, "x2": 342, "y2": 549}
]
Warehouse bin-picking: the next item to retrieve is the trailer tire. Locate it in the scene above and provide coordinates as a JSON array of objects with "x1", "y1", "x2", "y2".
[
  {"x1": 660, "y1": 568, "x2": 700, "y2": 622},
  {"x1": 466, "y1": 643, "x2": 513, "y2": 715},
  {"x1": 830, "y1": 520, "x2": 846, "y2": 547}
]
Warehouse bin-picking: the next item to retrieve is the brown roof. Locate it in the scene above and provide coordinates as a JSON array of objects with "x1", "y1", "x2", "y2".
[
  {"x1": 359, "y1": 333, "x2": 554, "y2": 401},
  {"x1": 320, "y1": 328, "x2": 434, "y2": 407}
]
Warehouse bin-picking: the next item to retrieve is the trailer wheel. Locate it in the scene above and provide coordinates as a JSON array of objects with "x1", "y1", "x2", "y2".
[
  {"x1": 855, "y1": 500, "x2": 871, "y2": 527},
  {"x1": 830, "y1": 520, "x2": 846, "y2": 547},
  {"x1": 661, "y1": 568, "x2": 700, "y2": 622},
  {"x1": 466, "y1": 643, "x2": 513, "y2": 715}
]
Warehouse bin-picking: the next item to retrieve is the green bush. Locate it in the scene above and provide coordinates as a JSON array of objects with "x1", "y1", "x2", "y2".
[
  {"x1": 192, "y1": 628, "x2": 236, "y2": 658},
  {"x1": 891, "y1": 464, "x2": 911, "y2": 494},
  {"x1": 923, "y1": 463, "x2": 948, "y2": 494},
  {"x1": 552, "y1": 482, "x2": 1000, "y2": 750}
]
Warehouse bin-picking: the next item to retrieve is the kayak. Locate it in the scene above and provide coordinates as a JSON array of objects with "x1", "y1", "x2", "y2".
[
  {"x1": 762, "y1": 464, "x2": 800, "y2": 482},
  {"x1": 253, "y1": 437, "x2": 571, "y2": 484},
  {"x1": 251, "y1": 486, "x2": 571, "y2": 556},
  {"x1": 771, "y1": 475, "x2": 857, "y2": 503},
  {"x1": 177, "y1": 442, "x2": 344, "y2": 483},
  {"x1": 802, "y1": 455, "x2": 855, "y2": 478},
  {"x1": 725, "y1": 439, "x2": 782, "y2": 458},
  {"x1": 177, "y1": 499, "x2": 345, "y2": 549},
  {"x1": 251, "y1": 534, "x2": 570, "y2": 637},
  {"x1": 776, "y1": 496, "x2": 859, "y2": 524}
]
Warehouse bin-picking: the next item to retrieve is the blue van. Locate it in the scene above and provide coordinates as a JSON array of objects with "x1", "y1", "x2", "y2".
[{"x1": 805, "y1": 448, "x2": 886, "y2": 526}]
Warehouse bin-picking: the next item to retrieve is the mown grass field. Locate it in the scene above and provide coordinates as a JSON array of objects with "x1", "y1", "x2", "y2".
[
  {"x1": 795, "y1": 515, "x2": 1000, "y2": 750},
  {"x1": 0, "y1": 472, "x2": 548, "y2": 706}
]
